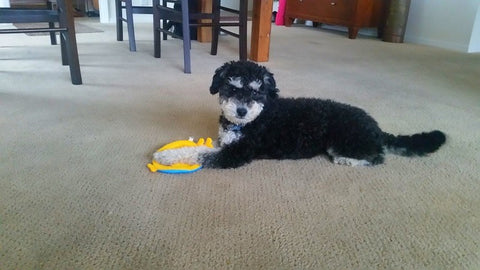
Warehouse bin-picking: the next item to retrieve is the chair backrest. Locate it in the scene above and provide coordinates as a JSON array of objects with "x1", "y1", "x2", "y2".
[
  {"x1": 153, "y1": 0, "x2": 248, "y2": 73},
  {"x1": 0, "y1": 9, "x2": 60, "y2": 24}
]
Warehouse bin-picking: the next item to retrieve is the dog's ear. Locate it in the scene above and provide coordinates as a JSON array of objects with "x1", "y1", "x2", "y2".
[
  {"x1": 210, "y1": 62, "x2": 232, "y2": 95},
  {"x1": 263, "y1": 71, "x2": 279, "y2": 99}
]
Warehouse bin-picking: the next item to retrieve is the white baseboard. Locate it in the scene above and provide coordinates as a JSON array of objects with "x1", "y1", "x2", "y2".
[
  {"x1": 404, "y1": 35, "x2": 469, "y2": 53},
  {"x1": 320, "y1": 24, "x2": 378, "y2": 37}
]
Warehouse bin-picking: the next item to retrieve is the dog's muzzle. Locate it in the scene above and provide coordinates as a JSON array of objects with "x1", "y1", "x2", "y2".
[{"x1": 220, "y1": 98, "x2": 264, "y2": 125}]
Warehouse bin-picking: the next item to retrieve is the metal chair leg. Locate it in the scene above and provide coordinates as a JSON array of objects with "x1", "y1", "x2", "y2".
[
  {"x1": 47, "y1": 0, "x2": 57, "y2": 45},
  {"x1": 116, "y1": 0, "x2": 123, "y2": 41},
  {"x1": 125, "y1": 0, "x2": 136, "y2": 51},
  {"x1": 153, "y1": 0, "x2": 161, "y2": 58},
  {"x1": 181, "y1": 0, "x2": 191, "y2": 73},
  {"x1": 238, "y1": 0, "x2": 248, "y2": 60},
  {"x1": 210, "y1": 0, "x2": 220, "y2": 56}
]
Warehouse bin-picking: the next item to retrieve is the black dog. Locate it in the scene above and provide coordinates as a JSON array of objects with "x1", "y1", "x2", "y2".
[{"x1": 154, "y1": 61, "x2": 446, "y2": 169}]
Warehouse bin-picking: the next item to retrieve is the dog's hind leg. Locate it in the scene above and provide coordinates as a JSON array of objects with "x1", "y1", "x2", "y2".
[
  {"x1": 326, "y1": 148, "x2": 384, "y2": 167},
  {"x1": 330, "y1": 156, "x2": 372, "y2": 166}
]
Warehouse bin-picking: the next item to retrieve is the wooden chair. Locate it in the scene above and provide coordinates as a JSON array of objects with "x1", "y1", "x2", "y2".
[
  {"x1": 115, "y1": 0, "x2": 198, "y2": 52},
  {"x1": 115, "y1": 0, "x2": 152, "y2": 51},
  {"x1": 212, "y1": 0, "x2": 248, "y2": 61},
  {"x1": 153, "y1": 0, "x2": 248, "y2": 73},
  {"x1": 0, "y1": 0, "x2": 82, "y2": 85}
]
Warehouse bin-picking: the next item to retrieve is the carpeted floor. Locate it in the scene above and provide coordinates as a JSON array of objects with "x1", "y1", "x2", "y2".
[{"x1": 1, "y1": 18, "x2": 479, "y2": 269}]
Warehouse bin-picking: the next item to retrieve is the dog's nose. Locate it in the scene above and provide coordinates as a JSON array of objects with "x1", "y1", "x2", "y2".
[{"x1": 236, "y1": 107, "x2": 247, "y2": 117}]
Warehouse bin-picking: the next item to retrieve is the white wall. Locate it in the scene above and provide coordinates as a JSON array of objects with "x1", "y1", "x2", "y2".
[
  {"x1": 405, "y1": 0, "x2": 480, "y2": 53},
  {"x1": 0, "y1": 0, "x2": 10, "y2": 7},
  {"x1": 468, "y1": 4, "x2": 480, "y2": 52},
  {"x1": 1, "y1": 0, "x2": 10, "y2": 27}
]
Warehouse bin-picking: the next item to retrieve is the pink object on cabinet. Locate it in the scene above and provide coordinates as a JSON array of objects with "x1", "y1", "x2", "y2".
[{"x1": 275, "y1": 0, "x2": 286, "y2": 25}]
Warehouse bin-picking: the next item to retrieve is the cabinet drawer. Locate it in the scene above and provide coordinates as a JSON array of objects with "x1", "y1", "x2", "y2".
[{"x1": 286, "y1": 0, "x2": 353, "y2": 21}]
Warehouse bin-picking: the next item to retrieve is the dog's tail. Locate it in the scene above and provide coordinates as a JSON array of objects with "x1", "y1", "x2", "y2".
[{"x1": 382, "y1": 130, "x2": 446, "y2": 156}]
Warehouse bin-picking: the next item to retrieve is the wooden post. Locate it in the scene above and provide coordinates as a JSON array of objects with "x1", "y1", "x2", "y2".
[
  {"x1": 249, "y1": 0, "x2": 273, "y2": 62},
  {"x1": 197, "y1": 0, "x2": 212, "y2": 42}
]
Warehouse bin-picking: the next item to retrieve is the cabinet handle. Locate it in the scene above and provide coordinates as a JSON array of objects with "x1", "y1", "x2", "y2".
[{"x1": 330, "y1": 2, "x2": 336, "y2": 6}]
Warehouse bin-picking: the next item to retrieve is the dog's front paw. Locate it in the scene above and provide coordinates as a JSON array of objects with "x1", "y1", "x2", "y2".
[
  {"x1": 153, "y1": 150, "x2": 180, "y2": 165},
  {"x1": 153, "y1": 146, "x2": 215, "y2": 165}
]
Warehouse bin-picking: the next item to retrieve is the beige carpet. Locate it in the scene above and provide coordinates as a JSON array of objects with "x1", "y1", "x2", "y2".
[{"x1": 1, "y1": 18, "x2": 479, "y2": 269}]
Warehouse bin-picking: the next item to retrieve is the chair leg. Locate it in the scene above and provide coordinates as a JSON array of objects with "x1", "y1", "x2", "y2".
[
  {"x1": 59, "y1": 15, "x2": 68, "y2": 66},
  {"x1": 210, "y1": 0, "x2": 220, "y2": 56},
  {"x1": 116, "y1": 0, "x2": 123, "y2": 41},
  {"x1": 162, "y1": 0, "x2": 168, "y2": 40},
  {"x1": 48, "y1": 22, "x2": 57, "y2": 45},
  {"x1": 60, "y1": 29, "x2": 67, "y2": 65},
  {"x1": 47, "y1": 0, "x2": 57, "y2": 45},
  {"x1": 181, "y1": 0, "x2": 191, "y2": 73},
  {"x1": 58, "y1": 0, "x2": 82, "y2": 85},
  {"x1": 153, "y1": 0, "x2": 161, "y2": 58},
  {"x1": 238, "y1": 0, "x2": 248, "y2": 60},
  {"x1": 125, "y1": 0, "x2": 136, "y2": 51}
]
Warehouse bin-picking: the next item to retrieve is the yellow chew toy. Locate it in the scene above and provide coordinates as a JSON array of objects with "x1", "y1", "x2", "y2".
[{"x1": 147, "y1": 137, "x2": 214, "y2": 174}]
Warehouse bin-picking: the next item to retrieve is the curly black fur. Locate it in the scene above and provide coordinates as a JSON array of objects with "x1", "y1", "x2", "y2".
[{"x1": 201, "y1": 61, "x2": 446, "y2": 168}]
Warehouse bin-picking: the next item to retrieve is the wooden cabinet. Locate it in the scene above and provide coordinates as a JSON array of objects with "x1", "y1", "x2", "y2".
[
  {"x1": 284, "y1": 0, "x2": 385, "y2": 39},
  {"x1": 9, "y1": 0, "x2": 48, "y2": 8}
]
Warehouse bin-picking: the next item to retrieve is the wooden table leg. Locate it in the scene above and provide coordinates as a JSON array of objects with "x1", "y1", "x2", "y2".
[
  {"x1": 250, "y1": 0, "x2": 273, "y2": 62},
  {"x1": 197, "y1": 0, "x2": 212, "y2": 42}
]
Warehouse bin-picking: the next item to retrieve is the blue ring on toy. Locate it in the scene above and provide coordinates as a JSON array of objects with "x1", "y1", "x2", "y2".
[{"x1": 157, "y1": 166, "x2": 203, "y2": 174}]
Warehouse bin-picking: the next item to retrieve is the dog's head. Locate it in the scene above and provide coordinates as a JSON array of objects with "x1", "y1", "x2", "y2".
[{"x1": 210, "y1": 61, "x2": 279, "y2": 125}]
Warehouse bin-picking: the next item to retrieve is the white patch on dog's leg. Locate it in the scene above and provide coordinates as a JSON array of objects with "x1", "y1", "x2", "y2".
[
  {"x1": 384, "y1": 146, "x2": 408, "y2": 155},
  {"x1": 327, "y1": 148, "x2": 371, "y2": 167},
  {"x1": 332, "y1": 157, "x2": 371, "y2": 167},
  {"x1": 153, "y1": 146, "x2": 217, "y2": 165},
  {"x1": 220, "y1": 130, "x2": 239, "y2": 146},
  {"x1": 218, "y1": 126, "x2": 242, "y2": 146}
]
